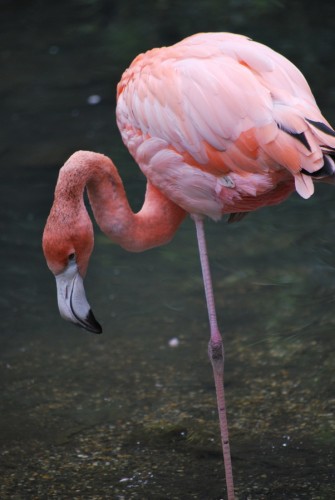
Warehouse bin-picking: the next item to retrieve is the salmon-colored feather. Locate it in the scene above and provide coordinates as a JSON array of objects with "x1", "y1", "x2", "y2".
[{"x1": 117, "y1": 33, "x2": 335, "y2": 215}]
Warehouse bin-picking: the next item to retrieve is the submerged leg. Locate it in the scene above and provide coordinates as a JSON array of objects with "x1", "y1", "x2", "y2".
[{"x1": 193, "y1": 214, "x2": 235, "y2": 500}]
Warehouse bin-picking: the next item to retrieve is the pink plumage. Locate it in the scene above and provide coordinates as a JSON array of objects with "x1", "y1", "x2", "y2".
[{"x1": 117, "y1": 32, "x2": 335, "y2": 216}]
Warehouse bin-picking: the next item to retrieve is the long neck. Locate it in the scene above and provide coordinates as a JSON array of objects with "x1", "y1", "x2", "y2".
[{"x1": 57, "y1": 151, "x2": 186, "y2": 251}]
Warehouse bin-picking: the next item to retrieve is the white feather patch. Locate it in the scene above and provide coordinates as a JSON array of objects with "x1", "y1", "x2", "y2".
[{"x1": 294, "y1": 173, "x2": 314, "y2": 199}]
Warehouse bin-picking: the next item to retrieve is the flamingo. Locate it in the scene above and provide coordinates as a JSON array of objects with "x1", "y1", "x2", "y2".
[{"x1": 42, "y1": 33, "x2": 335, "y2": 499}]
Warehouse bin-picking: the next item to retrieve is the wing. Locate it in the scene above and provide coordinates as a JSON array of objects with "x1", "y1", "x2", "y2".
[{"x1": 117, "y1": 33, "x2": 335, "y2": 202}]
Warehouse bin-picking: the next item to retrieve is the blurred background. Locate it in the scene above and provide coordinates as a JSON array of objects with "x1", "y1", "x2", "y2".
[{"x1": 1, "y1": 1, "x2": 335, "y2": 498}]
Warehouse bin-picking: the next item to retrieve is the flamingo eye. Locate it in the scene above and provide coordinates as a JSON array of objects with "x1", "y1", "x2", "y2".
[{"x1": 68, "y1": 253, "x2": 76, "y2": 262}]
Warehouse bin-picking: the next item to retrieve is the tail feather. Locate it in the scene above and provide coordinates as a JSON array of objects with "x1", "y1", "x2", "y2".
[
  {"x1": 302, "y1": 153, "x2": 335, "y2": 178},
  {"x1": 319, "y1": 153, "x2": 335, "y2": 185},
  {"x1": 281, "y1": 117, "x2": 335, "y2": 193},
  {"x1": 305, "y1": 119, "x2": 335, "y2": 138}
]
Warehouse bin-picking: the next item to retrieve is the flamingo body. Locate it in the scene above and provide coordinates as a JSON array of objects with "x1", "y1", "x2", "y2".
[
  {"x1": 43, "y1": 33, "x2": 335, "y2": 500},
  {"x1": 117, "y1": 32, "x2": 335, "y2": 219}
]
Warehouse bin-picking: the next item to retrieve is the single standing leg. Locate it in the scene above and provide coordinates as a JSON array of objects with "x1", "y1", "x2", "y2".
[{"x1": 193, "y1": 214, "x2": 235, "y2": 500}]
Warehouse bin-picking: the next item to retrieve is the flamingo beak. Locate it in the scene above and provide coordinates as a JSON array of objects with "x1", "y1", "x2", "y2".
[{"x1": 55, "y1": 260, "x2": 102, "y2": 334}]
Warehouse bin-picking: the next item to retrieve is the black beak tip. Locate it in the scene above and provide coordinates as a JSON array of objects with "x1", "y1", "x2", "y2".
[{"x1": 85, "y1": 309, "x2": 103, "y2": 334}]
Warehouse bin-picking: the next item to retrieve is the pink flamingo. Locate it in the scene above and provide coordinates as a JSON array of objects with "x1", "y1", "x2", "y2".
[{"x1": 42, "y1": 33, "x2": 335, "y2": 499}]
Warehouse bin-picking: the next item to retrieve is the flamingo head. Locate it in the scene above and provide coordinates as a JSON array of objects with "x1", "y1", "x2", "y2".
[{"x1": 42, "y1": 209, "x2": 102, "y2": 334}]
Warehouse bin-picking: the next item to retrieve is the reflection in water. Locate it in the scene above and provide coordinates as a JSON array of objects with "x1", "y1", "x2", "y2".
[{"x1": 1, "y1": 2, "x2": 335, "y2": 499}]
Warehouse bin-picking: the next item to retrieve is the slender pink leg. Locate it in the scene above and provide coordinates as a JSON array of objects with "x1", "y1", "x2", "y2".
[{"x1": 193, "y1": 214, "x2": 235, "y2": 500}]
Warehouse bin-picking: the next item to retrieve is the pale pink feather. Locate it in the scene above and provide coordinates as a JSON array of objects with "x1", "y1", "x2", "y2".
[{"x1": 117, "y1": 33, "x2": 335, "y2": 217}]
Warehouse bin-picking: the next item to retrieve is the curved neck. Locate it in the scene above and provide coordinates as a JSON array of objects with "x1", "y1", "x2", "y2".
[{"x1": 56, "y1": 151, "x2": 186, "y2": 251}]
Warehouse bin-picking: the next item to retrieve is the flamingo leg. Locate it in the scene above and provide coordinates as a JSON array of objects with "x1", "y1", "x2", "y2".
[{"x1": 193, "y1": 214, "x2": 235, "y2": 500}]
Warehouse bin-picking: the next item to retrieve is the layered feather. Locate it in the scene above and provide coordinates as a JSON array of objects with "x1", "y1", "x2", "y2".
[{"x1": 117, "y1": 33, "x2": 335, "y2": 218}]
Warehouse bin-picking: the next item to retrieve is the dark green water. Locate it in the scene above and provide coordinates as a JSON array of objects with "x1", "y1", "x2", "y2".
[{"x1": 1, "y1": 2, "x2": 334, "y2": 499}]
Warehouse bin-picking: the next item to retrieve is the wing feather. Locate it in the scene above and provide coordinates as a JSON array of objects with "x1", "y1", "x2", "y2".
[{"x1": 116, "y1": 33, "x2": 335, "y2": 205}]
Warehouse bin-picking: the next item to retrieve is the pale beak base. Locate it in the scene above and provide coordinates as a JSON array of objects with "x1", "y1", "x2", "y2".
[{"x1": 55, "y1": 260, "x2": 102, "y2": 334}]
